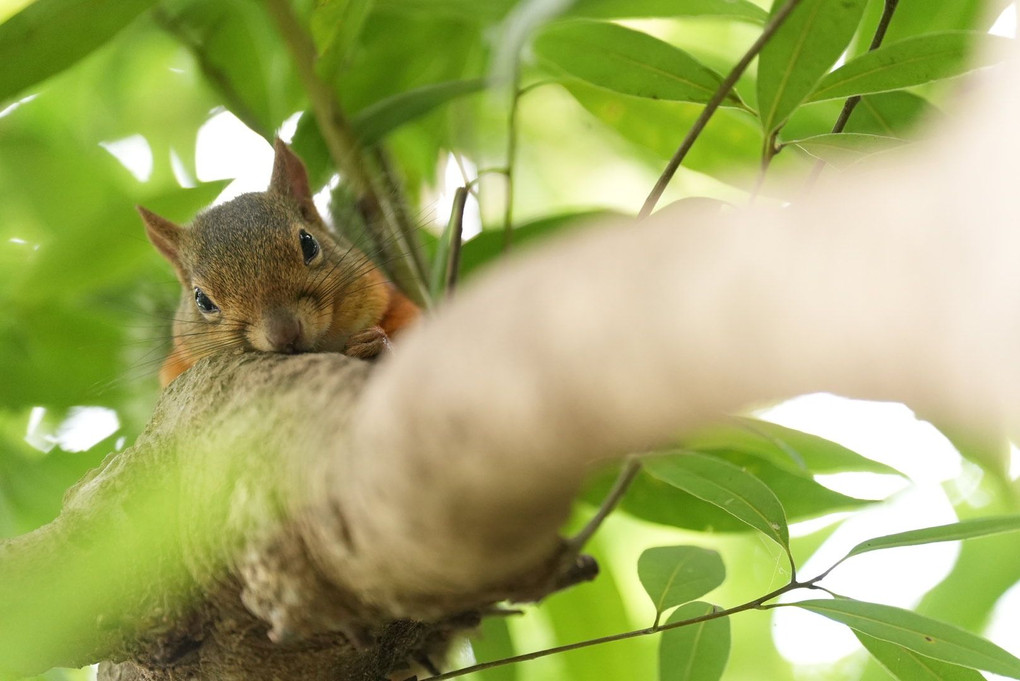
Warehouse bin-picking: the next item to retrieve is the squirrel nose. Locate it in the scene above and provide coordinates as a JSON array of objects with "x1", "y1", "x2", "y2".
[{"x1": 265, "y1": 310, "x2": 302, "y2": 353}]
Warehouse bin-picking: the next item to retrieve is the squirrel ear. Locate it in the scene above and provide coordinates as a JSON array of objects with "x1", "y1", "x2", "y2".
[
  {"x1": 138, "y1": 206, "x2": 186, "y2": 278},
  {"x1": 269, "y1": 137, "x2": 322, "y2": 224}
]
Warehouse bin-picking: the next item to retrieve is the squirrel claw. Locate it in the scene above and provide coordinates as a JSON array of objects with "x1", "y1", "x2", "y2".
[{"x1": 344, "y1": 326, "x2": 391, "y2": 360}]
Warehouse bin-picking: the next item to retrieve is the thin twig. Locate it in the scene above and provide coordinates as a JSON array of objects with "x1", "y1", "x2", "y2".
[
  {"x1": 423, "y1": 578, "x2": 815, "y2": 680},
  {"x1": 503, "y1": 65, "x2": 523, "y2": 252},
  {"x1": 807, "y1": 0, "x2": 900, "y2": 186},
  {"x1": 564, "y1": 456, "x2": 642, "y2": 554},
  {"x1": 639, "y1": 0, "x2": 807, "y2": 219},
  {"x1": 446, "y1": 187, "x2": 467, "y2": 294}
]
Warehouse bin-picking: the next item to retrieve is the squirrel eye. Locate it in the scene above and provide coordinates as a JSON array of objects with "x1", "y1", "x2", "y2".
[
  {"x1": 299, "y1": 229, "x2": 319, "y2": 265},
  {"x1": 194, "y1": 287, "x2": 219, "y2": 314}
]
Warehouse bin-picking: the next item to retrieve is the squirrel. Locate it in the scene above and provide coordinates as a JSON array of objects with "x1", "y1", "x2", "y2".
[{"x1": 138, "y1": 138, "x2": 420, "y2": 387}]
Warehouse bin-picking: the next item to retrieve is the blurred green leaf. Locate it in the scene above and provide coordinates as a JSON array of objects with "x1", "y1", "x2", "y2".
[
  {"x1": 312, "y1": 0, "x2": 375, "y2": 79},
  {"x1": 566, "y1": 0, "x2": 767, "y2": 23},
  {"x1": 352, "y1": 78, "x2": 487, "y2": 145},
  {"x1": 156, "y1": 0, "x2": 305, "y2": 138},
  {"x1": 0, "y1": 0, "x2": 158, "y2": 104},
  {"x1": 757, "y1": 0, "x2": 867, "y2": 136},
  {"x1": 682, "y1": 418, "x2": 900, "y2": 476},
  {"x1": 645, "y1": 453, "x2": 790, "y2": 549},
  {"x1": 659, "y1": 602, "x2": 730, "y2": 681},
  {"x1": 839, "y1": 515, "x2": 1020, "y2": 563},
  {"x1": 372, "y1": 0, "x2": 516, "y2": 23},
  {"x1": 844, "y1": 91, "x2": 939, "y2": 137},
  {"x1": 459, "y1": 212, "x2": 619, "y2": 281},
  {"x1": 639, "y1": 546, "x2": 725, "y2": 624},
  {"x1": 810, "y1": 32, "x2": 1013, "y2": 103},
  {"x1": 795, "y1": 599, "x2": 1020, "y2": 677},
  {"x1": 534, "y1": 20, "x2": 743, "y2": 106},
  {"x1": 787, "y1": 132, "x2": 904, "y2": 167},
  {"x1": 857, "y1": 632, "x2": 985, "y2": 681}
]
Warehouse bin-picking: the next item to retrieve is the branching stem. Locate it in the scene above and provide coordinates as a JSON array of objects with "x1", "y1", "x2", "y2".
[
  {"x1": 807, "y1": 0, "x2": 900, "y2": 185},
  {"x1": 639, "y1": 0, "x2": 806, "y2": 218},
  {"x1": 424, "y1": 573, "x2": 833, "y2": 681}
]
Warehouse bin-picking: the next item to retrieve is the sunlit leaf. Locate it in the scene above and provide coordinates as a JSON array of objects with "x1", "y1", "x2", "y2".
[
  {"x1": 659, "y1": 602, "x2": 730, "y2": 681},
  {"x1": 795, "y1": 599, "x2": 1020, "y2": 678},
  {"x1": 851, "y1": 0, "x2": 1013, "y2": 55},
  {"x1": 839, "y1": 516, "x2": 1020, "y2": 563},
  {"x1": 757, "y1": 0, "x2": 867, "y2": 135},
  {"x1": 682, "y1": 418, "x2": 900, "y2": 475},
  {"x1": 535, "y1": 20, "x2": 742, "y2": 106},
  {"x1": 857, "y1": 632, "x2": 985, "y2": 681},
  {"x1": 645, "y1": 453, "x2": 789, "y2": 548},
  {"x1": 563, "y1": 81, "x2": 769, "y2": 184},
  {"x1": 810, "y1": 32, "x2": 1013, "y2": 102},
  {"x1": 638, "y1": 546, "x2": 725, "y2": 623}
]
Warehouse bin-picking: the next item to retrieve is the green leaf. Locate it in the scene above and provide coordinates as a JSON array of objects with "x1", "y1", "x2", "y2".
[
  {"x1": 157, "y1": 0, "x2": 305, "y2": 138},
  {"x1": 844, "y1": 92, "x2": 940, "y2": 138},
  {"x1": 566, "y1": 0, "x2": 767, "y2": 23},
  {"x1": 0, "y1": 0, "x2": 159, "y2": 104},
  {"x1": 638, "y1": 546, "x2": 725, "y2": 624},
  {"x1": 857, "y1": 632, "x2": 985, "y2": 681},
  {"x1": 373, "y1": 0, "x2": 516, "y2": 23},
  {"x1": 841, "y1": 515, "x2": 1020, "y2": 563},
  {"x1": 312, "y1": 0, "x2": 375, "y2": 79},
  {"x1": 351, "y1": 78, "x2": 486, "y2": 145},
  {"x1": 534, "y1": 20, "x2": 742, "y2": 106},
  {"x1": 757, "y1": 0, "x2": 867, "y2": 136},
  {"x1": 458, "y1": 212, "x2": 619, "y2": 281},
  {"x1": 851, "y1": 0, "x2": 1013, "y2": 55},
  {"x1": 584, "y1": 452, "x2": 871, "y2": 534},
  {"x1": 645, "y1": 453, "x2": 789, "y2": 548},
  {"x1": 810, "y1": 32, "x2": 1013, "y2": 103},
  {"x1": 659, "y1": 602, "x2": 730, "y2": 681},
  {"x1": 786, "y1": 132, "x2": 904, "y2": 168},
  {"x1": 795, "y1": 599, "x2": 1020, "y2": 678},
  {"x1": 563, "y1": 81, "x2": 768, "y2": 184},
  {"x1": 682, "y1": 418, "x2": 900, "y2": 476}
]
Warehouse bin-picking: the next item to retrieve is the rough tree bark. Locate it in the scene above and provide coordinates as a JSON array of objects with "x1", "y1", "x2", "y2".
[{"x1": 1, "y1": 49, "x2": 1019, "y2": 681}]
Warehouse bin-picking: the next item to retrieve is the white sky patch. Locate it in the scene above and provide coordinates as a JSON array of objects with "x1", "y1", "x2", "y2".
[
  {"x1": 100, "y1": 135, "x2": 154, "y2": 182},
  {"x1": 990, "y1": 4, "x2": 1018, "y2": 38},
  {"x1": 279, "y1": 111, "x2": 303, "y2": 143},
  {"x1": 433, "y1": 153, "x2": 482, "y2": 239},
  {"x1": 24, "y1": 406, "x2": 120, "y2": 453},
  {"x1": 196, "y1": 110, "x2": 274, "y2": 202},
  {"x1": 986, "y1": 580, "x2": 1020, "y2": 681},
  {"x1": 170, "y1": 147, "x2": 196, "y2": 188}
]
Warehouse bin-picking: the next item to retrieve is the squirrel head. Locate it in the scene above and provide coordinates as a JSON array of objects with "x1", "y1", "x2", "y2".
[{"x1": 138, "y1": 139, "x2": 389, "y2": 375}]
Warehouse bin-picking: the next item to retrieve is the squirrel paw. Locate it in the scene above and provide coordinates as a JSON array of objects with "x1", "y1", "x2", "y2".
[{"x1": 344, "y1": 325, "x2": 392, "y2": 360}]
